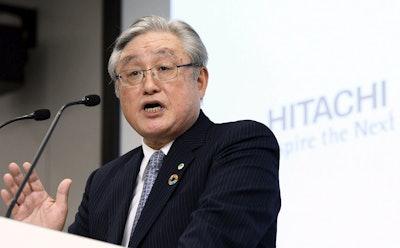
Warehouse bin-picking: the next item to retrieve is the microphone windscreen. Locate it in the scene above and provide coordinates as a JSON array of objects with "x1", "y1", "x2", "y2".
[
  {"x1": 83, "y1": 94, "x2": 101, "y2": 106},
  {"x1": 33, "y1": 109, "x2": 51, "y2": 120}
]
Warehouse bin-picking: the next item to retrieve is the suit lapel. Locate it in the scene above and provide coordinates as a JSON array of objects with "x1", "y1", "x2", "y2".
[
  {"x1": 129, "y1": 111, "x2": 213, "y2": 247},
  {"x1": 106, "y1": 149, "x2": 143, "y2": 244}
]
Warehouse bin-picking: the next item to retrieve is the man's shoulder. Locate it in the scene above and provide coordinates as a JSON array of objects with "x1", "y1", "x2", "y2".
[
  {"x1": 214, "y1": 119, "x2": 274, "y2": 136},
  {"x1": 207, "y1": 119, "x2": 279, "y2": 151}
]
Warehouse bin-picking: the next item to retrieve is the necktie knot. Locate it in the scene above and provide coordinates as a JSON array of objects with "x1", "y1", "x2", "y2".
[{"x1": 147, "y1": 150, "x2": 165, "y2": 172}]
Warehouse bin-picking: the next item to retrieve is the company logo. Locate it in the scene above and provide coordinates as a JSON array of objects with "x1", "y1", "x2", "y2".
[{"x1": 267, "y1": 81, "x2": 394, "y2": 157}]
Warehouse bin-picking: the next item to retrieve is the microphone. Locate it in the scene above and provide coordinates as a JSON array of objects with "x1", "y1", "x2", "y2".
[
  {"x1": 5, "y1": 94, "x2": 101, "y2": 218},
  {"x1": 74, "y1": 94, "x2": 101, "y2": 107},
  {"x1": 0, "y1": 109, "x2": 51, "y2": 129}
]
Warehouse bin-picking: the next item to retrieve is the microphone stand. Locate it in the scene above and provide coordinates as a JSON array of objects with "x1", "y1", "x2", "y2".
[{"x1": 5, "y1": 96, "x2": 100, "y2": 218}]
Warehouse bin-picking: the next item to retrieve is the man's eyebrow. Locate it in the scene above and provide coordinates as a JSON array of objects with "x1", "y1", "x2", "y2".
[{"x1": 119, "y1": 55, "x2": 138, "y2": 67}]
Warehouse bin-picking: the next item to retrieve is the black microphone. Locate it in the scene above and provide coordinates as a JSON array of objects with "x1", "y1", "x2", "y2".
[
  {"x1": 0, "y1": 109, "x2": 51, "y2": 129},
  {"x1": 5, "y1": 94, "x2": 101, "y2": 218}
]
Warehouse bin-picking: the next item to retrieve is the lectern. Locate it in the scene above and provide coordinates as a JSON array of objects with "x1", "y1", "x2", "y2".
[{"x1": 0, "y1": 216, "x2": 121, "y2": 247}]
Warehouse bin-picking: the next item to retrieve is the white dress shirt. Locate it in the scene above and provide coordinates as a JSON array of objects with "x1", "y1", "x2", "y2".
[{"x1": 121, "y1": 140, "x2": 173, "y2": 246}]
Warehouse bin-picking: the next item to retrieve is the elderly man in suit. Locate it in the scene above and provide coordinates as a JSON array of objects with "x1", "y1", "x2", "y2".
[{"x1": 2, "y1": 15, "x2": 281, "y2": 247}]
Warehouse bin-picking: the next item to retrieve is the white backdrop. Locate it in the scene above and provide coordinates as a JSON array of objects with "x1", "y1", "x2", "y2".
[
  {"x1": 171, "y1": 1, "x2": 400, "y2": 247},
  {"x1": 120, "y1": 1, "x2": 400, "y2": 247}
]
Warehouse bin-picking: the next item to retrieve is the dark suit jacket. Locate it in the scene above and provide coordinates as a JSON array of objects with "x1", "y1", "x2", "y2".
[{"x1": 68, "y1": 111, "x2": 281, "y2": 247}]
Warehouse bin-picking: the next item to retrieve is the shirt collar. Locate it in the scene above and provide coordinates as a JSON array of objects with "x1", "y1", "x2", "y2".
[{"x1": 141, "y1": 139, "x2": 173, "y2": 160}]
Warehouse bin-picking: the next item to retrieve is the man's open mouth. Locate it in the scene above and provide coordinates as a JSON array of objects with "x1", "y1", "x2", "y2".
[{"x1": 144, "y1": 103, "x2": 162, "y2": 112}]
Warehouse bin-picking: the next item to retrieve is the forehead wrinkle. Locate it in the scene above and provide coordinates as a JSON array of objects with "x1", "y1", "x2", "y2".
[
  {"x1": 120, "y1": 48, "x2": 178, "y2": 65},
  {"x1": 118, "y1": 47, "x2": 184, "y2": 73},
  {"x1": 154, "y1": 48, "x2": 176, "y2": 57}
]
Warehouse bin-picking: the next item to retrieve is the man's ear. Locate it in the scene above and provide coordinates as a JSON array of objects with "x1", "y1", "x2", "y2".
[{"x1": 197, "y1": 67, "x2": 209, "y2": 99}]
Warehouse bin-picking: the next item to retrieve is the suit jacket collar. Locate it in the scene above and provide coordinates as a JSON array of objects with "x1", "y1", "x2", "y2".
[
  {"x1": 106, "y1": 148, "x2": 144, "y2": 244},
  {"x1": 128, "y1": 110, "x2": 213, "y2": 247}
]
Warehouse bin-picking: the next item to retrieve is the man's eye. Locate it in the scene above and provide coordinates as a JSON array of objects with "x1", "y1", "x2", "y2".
[
  {"x1": 128, "y1": 71, "x2": 140, "y2": 77},
  {"x1": 158, "y1": 65, "x2": 172, "y2": 71}
]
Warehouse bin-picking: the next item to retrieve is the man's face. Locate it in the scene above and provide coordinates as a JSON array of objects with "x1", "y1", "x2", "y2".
[{"x1": 116, "y1": 31, "x2": 208, "y2": 149}]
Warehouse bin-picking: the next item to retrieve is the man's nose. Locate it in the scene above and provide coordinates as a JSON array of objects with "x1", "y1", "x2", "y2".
[{"x1": 142, "y1": 69, "x2": 160, "y2": 93}]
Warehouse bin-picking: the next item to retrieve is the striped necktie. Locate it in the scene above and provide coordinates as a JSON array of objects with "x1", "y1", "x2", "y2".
[{"x1": 129, "y1": 150, "x2": 165, "y2": 239}]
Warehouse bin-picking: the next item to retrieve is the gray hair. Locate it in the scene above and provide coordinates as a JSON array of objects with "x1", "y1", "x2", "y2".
[{"x1": 108, "y1": 15, "x2": 208, "y2": 97}]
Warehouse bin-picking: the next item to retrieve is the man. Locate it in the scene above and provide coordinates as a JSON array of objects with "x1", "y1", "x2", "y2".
[{"x1": 1, "y1": 15, "x2": 281, "y2": 247}]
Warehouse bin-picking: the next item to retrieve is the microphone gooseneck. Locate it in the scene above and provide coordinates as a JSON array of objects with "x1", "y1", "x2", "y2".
[
  {"x1": 5, "y1": 94, "x2": 101, "y2": 218},
  {"x1": 0, "y1": 109, "x2": 51, "y2": 129}
]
